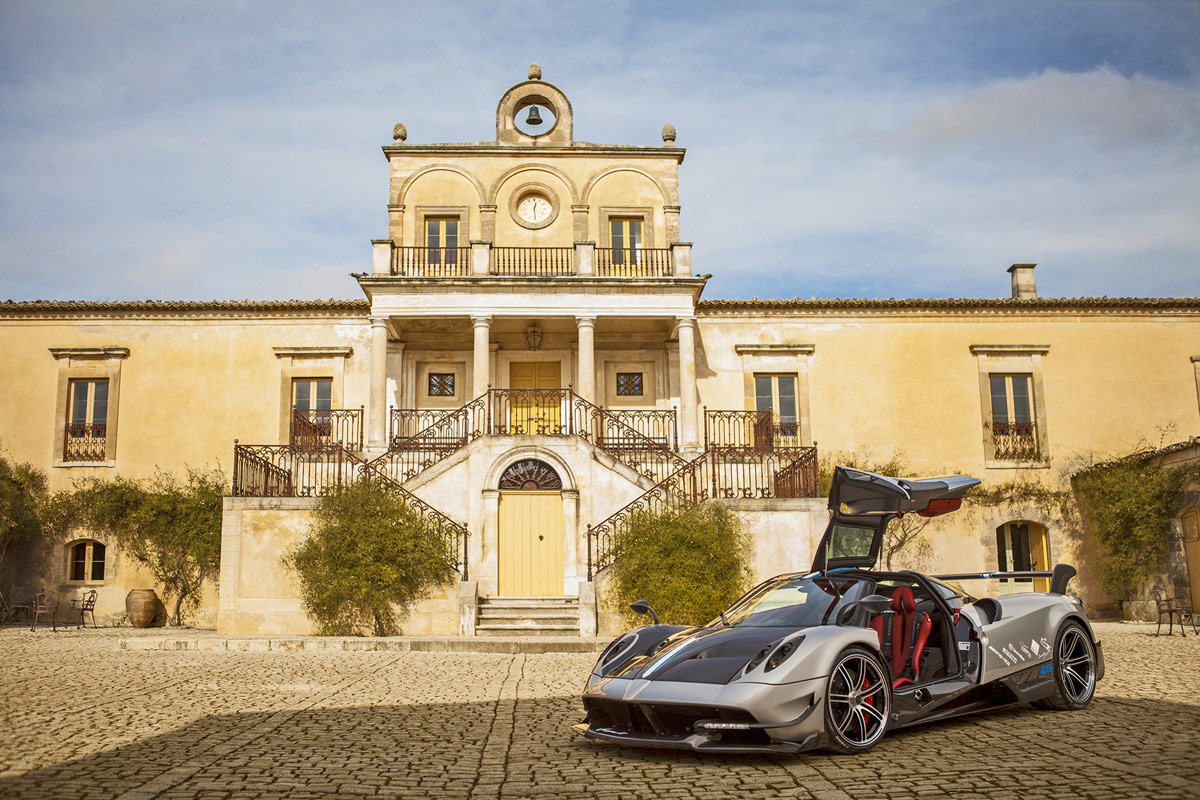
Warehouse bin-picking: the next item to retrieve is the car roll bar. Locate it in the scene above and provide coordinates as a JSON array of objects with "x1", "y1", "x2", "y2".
[{"x1": 934, "y1": 564, "x2": 1077, "y2": 594}]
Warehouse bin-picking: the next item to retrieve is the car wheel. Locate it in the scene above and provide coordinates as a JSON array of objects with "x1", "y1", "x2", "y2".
[
  {"x1": 1034, "y1": 620, "x2": 1097, "y2": 711},
  {"x1": 823, "y1": 646, "x2": 891, "y2": 754}
]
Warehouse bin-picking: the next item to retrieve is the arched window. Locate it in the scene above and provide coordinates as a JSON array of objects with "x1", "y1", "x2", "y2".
[
  {"x1": 67, "y1": 540, "x2": 106, "y2": 583},
  {"x1": 498, "y1": 459, "x2": 562, "y2": 491}
]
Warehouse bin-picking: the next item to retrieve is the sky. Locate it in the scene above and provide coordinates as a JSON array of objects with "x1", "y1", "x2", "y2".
[{"x1": 1, "y1": 0, "x2": 1197, "y2": 303}]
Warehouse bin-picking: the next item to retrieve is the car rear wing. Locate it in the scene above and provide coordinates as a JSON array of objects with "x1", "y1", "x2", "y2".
[{"x1": 934, "y1": 564, "x2": 1077, "y2": 595}]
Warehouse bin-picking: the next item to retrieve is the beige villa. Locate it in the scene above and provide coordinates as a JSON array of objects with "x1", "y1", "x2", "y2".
[{"x1": 2, "y1": 66, "x2": 1199, "y2": 636}]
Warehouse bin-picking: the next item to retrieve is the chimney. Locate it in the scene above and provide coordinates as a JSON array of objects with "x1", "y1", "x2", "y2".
[{"x1": 1007, "y1": 263, "x2": 1037, "y2": 300}]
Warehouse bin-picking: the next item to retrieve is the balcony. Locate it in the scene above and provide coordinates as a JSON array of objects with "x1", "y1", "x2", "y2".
[
  {"x1": 992, "y1": 420, "x2": 1040, "y2": 461},
  {"x1": 64, "y1": 423, "x2": 106, "y2": 461},
  {"x1": 595, "y1": 247, "x2": 671, "y2": 277},
  {"x1": 290, "y1": 408, "x2": 364, "y2": 451},
  {"x1": 379, "y1": 241, "x2": 691, "y2": 279}
]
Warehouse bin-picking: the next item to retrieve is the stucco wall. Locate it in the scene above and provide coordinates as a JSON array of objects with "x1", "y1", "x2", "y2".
[{"x1": 218, "y1": 497, "x2": 460, "y2": 637}]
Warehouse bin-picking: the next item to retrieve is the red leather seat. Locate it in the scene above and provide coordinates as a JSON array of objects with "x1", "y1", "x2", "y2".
[{"x1": 869, "y1": 586, "x2": 932, "y2": 688}]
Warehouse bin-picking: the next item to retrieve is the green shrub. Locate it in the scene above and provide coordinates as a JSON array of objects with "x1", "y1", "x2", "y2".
[
  {"x1": 287, "y1": 479, "x2": 457, "y2": 636},
  {"x1": 1073, "y1": 458, "x2": 1198, "y2": 600},
  {"x1": 610, "y1": 501, "x2": 752, "y2": 627},
  {"x1": 0, "y1": 451, "x2": 53, "y2": 573},
  {"x1": 66, "y1": 468, "x2": 224, "y2": 625}
]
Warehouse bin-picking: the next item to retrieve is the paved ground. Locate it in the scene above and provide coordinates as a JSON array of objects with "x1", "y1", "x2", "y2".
[{"x1": 1, "y1": 621, "x2": 1197, "y2": 799}]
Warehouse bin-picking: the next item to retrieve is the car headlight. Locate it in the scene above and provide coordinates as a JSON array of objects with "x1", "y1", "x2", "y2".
[
  {"x1": 765, "y1": 636, "x2": 804, "y2": 672},
  {"x1": 595, "y1": 632, "x2": 639, "y2": 672},
  {"x1": 741, "y1": 644, "x2": 775, "y2": 677}
]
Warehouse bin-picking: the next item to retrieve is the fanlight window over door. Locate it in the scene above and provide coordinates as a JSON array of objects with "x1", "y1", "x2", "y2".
[{"x1": 498, "y1": 459, "x2": 563, "y2": 491}]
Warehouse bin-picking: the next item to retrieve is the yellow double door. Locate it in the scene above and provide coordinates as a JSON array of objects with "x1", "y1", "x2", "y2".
[
  {"x1": 498, "y1": 491, "x2": 564, "y2": 596},
  {"x1": 509, "y1": 362, "x2": 560, "y2": 433}
]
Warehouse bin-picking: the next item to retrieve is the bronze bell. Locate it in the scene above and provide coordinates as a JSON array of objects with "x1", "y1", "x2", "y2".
[{"x1": 525, "y1": 105, "x2": 543, "y2": 126}]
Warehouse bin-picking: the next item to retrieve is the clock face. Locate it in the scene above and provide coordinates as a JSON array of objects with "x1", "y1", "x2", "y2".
[
  {"x1": 510, "y1": 187, "x2": 559, "y2": 229},
  {"x1": 518, "y1": 195, "x2": 552, "y2": 224}
]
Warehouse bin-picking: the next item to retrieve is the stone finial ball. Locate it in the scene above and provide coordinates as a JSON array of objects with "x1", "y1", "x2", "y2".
[
  {"x1": 661, "y1": 123, "x2": 677, "y2": 143},
  {"x1": 392, "y1": 123, "x2": 407, "y2": 142},
  {"x1": 528, "y1": 63, "x2": 542, "y2": 80}
]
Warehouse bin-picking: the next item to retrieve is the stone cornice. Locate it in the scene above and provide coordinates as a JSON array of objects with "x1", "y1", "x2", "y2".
[
  {"x1": 969, "y1": 344, "x2": 1051, "y2": 356},
  {"x1": 382, "y1": 143, "x2": 686, "y2": 163},
  {"x1": 697, "y1": 297, "x2": 1200, "y2": 316},
  {"x1": 272, "y1": 346, "x2": 353, "y2": 359},
  {"x1": 734, "y1": 344, "x2": 816, "y2": 356},
  {"x1": 49, "y1": 347, "x2": 130, "y2": 360},
  {"x1": 2, "y1": 299, "x2": 370, "y2": 320}
]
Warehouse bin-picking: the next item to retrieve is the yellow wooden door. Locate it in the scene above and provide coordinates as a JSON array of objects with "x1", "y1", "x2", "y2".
[
  {"x1": 498, "y1": 491, "x2": 564, "y2": 596},
  {"x1": 1182, "y1": 508, "x2": 1200, "y2": 606},
  {"x1": 1030, "y1": 524, "x2": 1051, "y2": 592},
  {"x1": 509, "y1": 362, "x2": 560, "y2": 433}
]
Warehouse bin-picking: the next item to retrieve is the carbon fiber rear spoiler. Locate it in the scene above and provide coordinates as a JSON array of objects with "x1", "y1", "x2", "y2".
[{"x1": 934, "y1": 564, "x2": 1077, "y2": 594}]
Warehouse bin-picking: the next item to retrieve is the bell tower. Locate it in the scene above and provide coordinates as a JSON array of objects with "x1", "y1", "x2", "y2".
[{"x1": 494, "y1": 63, "x2": 574, "y2": 146}]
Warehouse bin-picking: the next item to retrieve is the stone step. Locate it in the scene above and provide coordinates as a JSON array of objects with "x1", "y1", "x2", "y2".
[
  {"x1": 479, "y1": 616, "x2": 579, "y2": 628},
  {"x1": 481, "y1": 596, "x2": 576, "y2": 603},
  {"x1": 479, "y1": 602, "x2": 577, "y2": 612},
  {"x1": 476, "y1": 623, "x2": 580, "y2": 637},
  {"x1": 479, "y1": 606, "x2": 579, "y2": 619}
]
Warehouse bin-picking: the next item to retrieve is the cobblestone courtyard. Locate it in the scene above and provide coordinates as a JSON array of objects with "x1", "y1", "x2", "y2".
[{"x1": 1, "y1": 622, "x2": 1197, "y2": 799}]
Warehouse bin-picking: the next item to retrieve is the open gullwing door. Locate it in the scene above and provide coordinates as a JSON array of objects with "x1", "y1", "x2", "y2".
[{"x1": 811, "y1": 466, "x2": 980, "y2": 572}]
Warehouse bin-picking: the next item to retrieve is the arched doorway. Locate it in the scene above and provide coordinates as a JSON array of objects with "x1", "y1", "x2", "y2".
[
  {"x1": 498, "y1": 459, "x2": 564, "y2": 596},
  {"x1": 996, "y1": 521, "x2": 1051, "y2": 592}
]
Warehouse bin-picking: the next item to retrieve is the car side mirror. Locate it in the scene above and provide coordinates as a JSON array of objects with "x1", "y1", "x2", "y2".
[{"x1": 629, "y1": 600, "x2": 659, "y2": 625}]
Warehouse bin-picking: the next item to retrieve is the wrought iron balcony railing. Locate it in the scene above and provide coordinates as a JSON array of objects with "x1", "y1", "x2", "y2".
[
  {"x1": 704, "y1": 409, "x2": 803, "y2": 450},
  {"x1": 290, "y1": 408, "x2": 364, "y2": 451},
  {"x1": 992, "y1": 420, "x2": 1041, "y2": 461},
  {"x1": 64, "y1": 423, "x2": 107, "y2": 461}
]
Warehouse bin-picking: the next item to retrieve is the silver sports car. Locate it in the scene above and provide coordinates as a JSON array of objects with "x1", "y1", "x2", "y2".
[{"x1": 574, "y1": 466, "x2": 1104, "y2": 754}]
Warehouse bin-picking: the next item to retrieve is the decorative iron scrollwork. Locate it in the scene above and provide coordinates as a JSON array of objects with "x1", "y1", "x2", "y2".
[{"x1": 499, "y1": 459, "x2": 562, "y2": 491}]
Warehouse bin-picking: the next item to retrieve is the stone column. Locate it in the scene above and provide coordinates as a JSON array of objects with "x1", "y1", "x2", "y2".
[
  {"x1": 676, "y1": 315, "x2": 700, "y2": 449},
  {"x1": 576, "y1": 315, "x2": 596, "y2": 402},
  {"x1": 479, "y1": 204, "x2": 498, "y2": 241},
  {"x1": 387, "y1": 204, "x2": 404, "y2": 243},
  {"x1": 472, "y1": 314, "x2": 492, "y2": 397},
  {"x1": 368, "y1": 316, "x2": 390, "y2": 449},
  {"x1": 572, "y1": 204, "x2": 589, "y2": 242}
]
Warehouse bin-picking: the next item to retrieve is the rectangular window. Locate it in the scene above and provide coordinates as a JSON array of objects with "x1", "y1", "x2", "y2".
[
  {"x1": 65, "y1": 379, "x2": 109, "y2": 461},
  {"x1": 989, "y1": 374, "x2": 1038, "y2": 460},
  {"x1": 428, "y1": 373, "x2": 456, "y2": 397},
  {"x1": 616, "y1": 372, "x2": 644, "y2": 397},
  {"x1": 426, "y1": 217, "x2": 460, "y2": 266},
  {"x1": 292, "y1": 378, "x2": 332, "y2": 412},
  {"x1": 754, "y1": 374, "x2": 799, "y2": 444},
  {"x1": 90, "y1": 542, "x2": 106, "y2": 581},
  {"x1": 609, "y1": 217, "x2": 643, "y2": 265}
]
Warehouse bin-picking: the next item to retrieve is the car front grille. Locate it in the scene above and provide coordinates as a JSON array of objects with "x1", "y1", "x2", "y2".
[{"x1": 585, "y1": 699, "x2": 757, "y2": 737}]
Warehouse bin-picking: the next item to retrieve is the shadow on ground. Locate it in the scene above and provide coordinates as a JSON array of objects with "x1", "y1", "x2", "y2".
[{"x1": 3, "y1": 694, "x2": 1198, "y2": 799}]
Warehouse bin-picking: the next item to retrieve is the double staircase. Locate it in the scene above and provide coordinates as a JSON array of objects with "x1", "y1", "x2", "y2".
[
  {"x1": 230, "y1": 391, "x2": 819, "y2": 635},
  {"x1": 476, "y1": 596, "x2": 579, "y2": 637}
]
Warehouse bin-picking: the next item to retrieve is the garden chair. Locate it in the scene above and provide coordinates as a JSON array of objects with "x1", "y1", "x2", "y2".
[
  {"x1": 71, "y1": 589, "x2": 99, "y2": 628},
  {"x1": 30, "y1": 590, "x2": 59, "y2": 632},
  {"x1": 5, "y1": 587, "x2": 33, "y2": 623},
  {"x1": 1150, "y1": 586, "x2": 1196, "y2": 637}
]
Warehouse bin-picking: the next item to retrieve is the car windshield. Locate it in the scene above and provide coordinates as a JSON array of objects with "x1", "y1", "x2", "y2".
[{"x1": 720, "y1": 575, "x2": 872, "y2": 628}]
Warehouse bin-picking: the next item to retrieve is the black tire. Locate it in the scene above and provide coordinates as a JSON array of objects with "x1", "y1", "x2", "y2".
[
  {"x1": 1034, "y1": 620, "x2": 1097, "y2": 711},
  {"x1": 823, "y1": 646, "x2": 891, "y2": 754}
]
